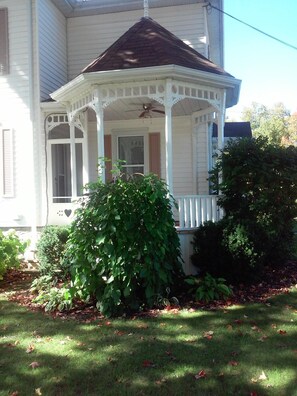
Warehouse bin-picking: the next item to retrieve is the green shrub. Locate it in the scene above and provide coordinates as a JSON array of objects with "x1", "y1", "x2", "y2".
[
  {"x1": 191, "y1": 220, "x2": 230, "y2": 277},
  {"x1": 191, "y1": 220, "x2": 262, "y2": 283},
  {"x1": 64, "y1": 173, "x2": 182, "y2": 316},
  {"x1": 185, "y1": 273, "x2": 232, "y2": 303},
  {"x1": 197, "y1": 137, "x2": 297, "y2": 282},
  {"x1": 212, "y1": 137, "x2": 297, "y2": 265},
  {"x1": 0, "y1": 230, "x2": 28, "y2": 280},
  {"x1": 36, "y1": 226, "x2": 70, "y2": 277}
]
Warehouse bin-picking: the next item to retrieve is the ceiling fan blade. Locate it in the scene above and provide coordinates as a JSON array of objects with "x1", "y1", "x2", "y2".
[
  {"x1": 152, "y1": 109, "x2": 165, "y2": 114},
  {"x1": 139, "y1": 111, "x2": 146, "y2": 118}
]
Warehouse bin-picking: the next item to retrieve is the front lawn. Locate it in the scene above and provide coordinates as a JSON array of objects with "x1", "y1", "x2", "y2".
[{"x1": 1, "y1": 276, "x2": 297, "y2": 396}]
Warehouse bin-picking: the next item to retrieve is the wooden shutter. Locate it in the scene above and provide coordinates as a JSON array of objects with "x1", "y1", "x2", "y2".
[
  {"x1": 149, "y1": 132, "x2": 161, "y2": 177},
  {"x1": 0, "y1": 8, "x2": 9, "y2": 75},
  {"x1": 104, "y1": 135, "x2": 112, "y2": 181},
  {"x1": 1, "y1": 128, "x2": 14, "y2": 197}
]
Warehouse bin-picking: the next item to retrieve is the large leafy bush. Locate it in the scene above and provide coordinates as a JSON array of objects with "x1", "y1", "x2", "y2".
[
  {"x1": 0, "y1": 230, "x2": 28, "y2": 280},
  {"x1": 64, "y1": 174, "x2": 182, "y2": 316},
  {"x1": 192, "y1": 137, "x2": 297, "y2": 283}
]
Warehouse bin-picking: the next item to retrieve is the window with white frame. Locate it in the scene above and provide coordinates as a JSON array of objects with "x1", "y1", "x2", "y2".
[
  {"x1": 113, "y1": 129, "x2": 149, "y2": 177},
  {"x1": 48, "y1": 123, "x2": 84, "y2": 203},
  {"x1": 118, "y1": 135, "x2": 145, "y2": 176},
  {"x1": 0, "y1": 127, "x2": 14, "y2": 197},
  {"x1": 0, "y1": 8, "x2": 9, "y2": 75}
]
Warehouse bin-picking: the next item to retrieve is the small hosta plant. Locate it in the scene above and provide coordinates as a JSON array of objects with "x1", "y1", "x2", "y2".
[{"x1": 185, "y1": 273, "x2": 232, "y2": 303}]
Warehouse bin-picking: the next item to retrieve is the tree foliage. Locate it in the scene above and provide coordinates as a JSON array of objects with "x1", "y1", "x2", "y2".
[
  {"x1": 242, "y1": 102, "x2": 296, "y2": 146},
  {"x1": 64, "y1": 173, "x2": 182, "y2": 316}
]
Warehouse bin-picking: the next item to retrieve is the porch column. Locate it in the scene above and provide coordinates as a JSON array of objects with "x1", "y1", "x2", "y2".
[
  {"x1": 94, "y1": 88, "x2": 105, "y2": 183},
  {"x1": 217, "y1": 89, "x2": 227, "y2": 187},
  {"x1": 165, "y1": 78, "x2": 173, "y2": 195},
  {"x1": 69, "y1": 121, "x2": 77, "y2": 198},
  {"x1": 217, "y1": 89, "x2": 227, "y2": 151}
]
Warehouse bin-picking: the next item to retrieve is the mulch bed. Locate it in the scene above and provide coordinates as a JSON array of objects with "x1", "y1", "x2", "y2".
[{"x1": 1, "y1": 261, "x2": 297, "y2": 322}]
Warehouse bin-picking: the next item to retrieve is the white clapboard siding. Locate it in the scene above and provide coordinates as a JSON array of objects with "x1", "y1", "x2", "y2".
[
  {"x1": 196, "y1": 122, "x2": 209, "y2": 194},
  {"x1": 38, "y1": 0, "x2": 67, "y2": 100},
  {"x1": 67, "y1": 3, "x2": 206, "y2": 79},
  {"x1": 171, "y1": 117, "x2": 194, "y2": 195},
  {"x1": 0, "y1": 0, "x2": 35, "y2": 227}
]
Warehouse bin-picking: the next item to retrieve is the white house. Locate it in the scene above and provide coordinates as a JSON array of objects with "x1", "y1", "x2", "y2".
[{"x1": 0, "y1": 0, "x2": 241, "y2": 271}]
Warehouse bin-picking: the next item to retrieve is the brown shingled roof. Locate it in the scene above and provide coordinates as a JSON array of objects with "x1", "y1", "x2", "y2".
[{"x1": 81, "y1": 17, "x2": 233, "y2": 77}]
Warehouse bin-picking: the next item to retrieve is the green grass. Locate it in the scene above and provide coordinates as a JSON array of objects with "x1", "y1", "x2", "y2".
[{"x1": 1, "y1": 288, "x2": 297, "y2": 395}]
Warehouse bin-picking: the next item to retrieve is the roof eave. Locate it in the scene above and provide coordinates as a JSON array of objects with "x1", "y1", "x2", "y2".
[{"x1": 50, "y1": 65, "x2": 241, "y2": 108}]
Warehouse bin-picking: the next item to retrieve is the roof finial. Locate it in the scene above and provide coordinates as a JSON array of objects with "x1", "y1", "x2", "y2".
[{"x1": 144, "y1": 0, "x2": 149, "y2": 18}]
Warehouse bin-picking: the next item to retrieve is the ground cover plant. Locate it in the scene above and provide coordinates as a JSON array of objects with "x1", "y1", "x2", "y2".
[{"x1": 1, "y1": 269, "x2": 297, "y2": 396}]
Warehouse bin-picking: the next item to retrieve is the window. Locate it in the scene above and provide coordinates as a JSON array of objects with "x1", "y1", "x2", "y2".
[
  {"x1": 0, "y1": 127, "x2": 14, "y2": 197},
  {"x1": 118, "y1": 135, "x2": 144, "y2": 176},
  {"x1": 48, "y1": 123, "x2": 84, "y2": 203},
  {"x1": 0, "y1": 8, "x2": 9, "y2": 75}
]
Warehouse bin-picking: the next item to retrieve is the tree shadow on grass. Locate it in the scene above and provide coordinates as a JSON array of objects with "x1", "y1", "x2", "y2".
[{"x1": 0, "y1": 291, "x2": 297, "y2": 396}]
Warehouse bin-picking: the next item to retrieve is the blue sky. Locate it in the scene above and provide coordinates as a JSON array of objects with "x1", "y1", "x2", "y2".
[{"x1": 223, "y1": 0, "x2": 297, "y2": 119}]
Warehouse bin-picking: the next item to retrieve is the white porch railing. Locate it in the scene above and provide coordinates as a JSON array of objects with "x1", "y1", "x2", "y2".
[{"x1": 175, "y1": 195, "x2": 223, "y2": 230}]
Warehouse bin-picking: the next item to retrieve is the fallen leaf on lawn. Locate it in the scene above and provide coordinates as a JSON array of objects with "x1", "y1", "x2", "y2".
[
  {"x1": 142, "y1": 360, "x2": 155, "y2": 368},
  {"x1": 137, "y1": 323, "x2": 149, "y2": 329},
  {"x1": 230, "y1": 351, "x2": 239, "y2": 357},
  {"x1": 251, "y1": 377, "x2": 258, "y2": 383},
  {"x1": 278, "y1": 329, "x2": 287, "y2": 335},
  {"x1": 76, "y1": 342, "x2": 86, "y2": 347},
  {"x1": 259, "y1": 370, "x2": 268, "y2": 380},
  {"x1": 258, "y1": 335, "x2": 268, "y2": 342},
  {"x1": 9, "y1": 392, "x2": 19, "y2": 396},
  {"x1": 105, "y1": 321, "x2": 112, "y2": 326},
  {"x1": 226, "y1": 324, "x2": 233, "y2": 331},
  {"x1": 29, "y1": 361, "x2": 40, "y2": 369},
  {"x1": 234, "y1": 319, "x2": 243, "y2": 325},
  {"x1": 155, "y1": 378, "x2": 167, "y2": 385},
  {"x1": 250, "y1": 392, "x2": 258, "y2": 396},
  {"x1": 203, "y1": 331, "x2": 214, "y2": 340},
  {"x1": 218, "y1": 372, "x2": 224, "y2": 377},
  {"x1": 194, "y1": 370, "x2": 207, "y2": 380},
  {"x1": 6, "y1": 343, "x2": 17, "y2": 348},
  {"x1": 114, "y1": 330, "x2": 126, "y2": 336},
  {"x1": 251, "y1": 326, "x2": 260, "y2": 332},
  {"x1": 229, "y1": 361, "x2": 239, "y2": 366},
  {"x1": 35, "y1": 388, "x2": 42, "y2": 395},
  {"x1": 271, "y1": 324, "x2": 277, "y2": 329},
  {"x1": 26, "y1": 344, "x2": 35, "y2": 353},
  {"x1": 244, "y1": 315, "x2": 248, "y2": 318}
]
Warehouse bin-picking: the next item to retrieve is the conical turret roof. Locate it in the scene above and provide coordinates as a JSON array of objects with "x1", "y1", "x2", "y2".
[{"x1": 81, "y1": 17, "x2": 232, "y2": 77}]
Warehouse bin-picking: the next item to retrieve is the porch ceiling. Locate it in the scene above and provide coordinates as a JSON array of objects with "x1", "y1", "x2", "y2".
[{"x1": 87, "y1": 96, "x2": 209, "y2": 121}]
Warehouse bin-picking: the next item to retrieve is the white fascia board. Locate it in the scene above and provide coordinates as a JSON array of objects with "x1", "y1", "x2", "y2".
[{"x1": 50, "y1": 65, "x2": 241, "y2": 107}]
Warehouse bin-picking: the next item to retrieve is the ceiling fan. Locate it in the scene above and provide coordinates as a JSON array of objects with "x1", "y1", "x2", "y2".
[{"x1": 128, "y1": 102, "x2": 165, "y2": 118}]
